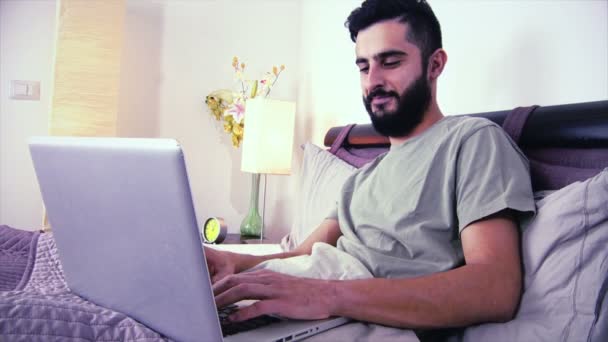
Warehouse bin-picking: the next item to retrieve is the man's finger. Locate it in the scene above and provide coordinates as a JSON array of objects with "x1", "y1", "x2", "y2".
[
  {"x1": 215, "y1": 283, "x2": 271, "y2": 308},
  {"x1": 213, "y1": 273, "x2": 240, "y2": 296},
  {"x1": 211, "y1": 271, "x2": 228, "y2": 285},
  {"x1": 213, "y1": 270, "x2": 276, "y2": 295},
  {"x1": 230, "y1": 300, "x2": 282, "y2": 322}
]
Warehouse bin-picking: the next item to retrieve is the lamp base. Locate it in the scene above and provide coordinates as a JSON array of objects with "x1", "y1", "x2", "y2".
[
  {"x1": 240, "y1": 173, "x2": 263, "y2": 238},
  {"x1": 240, "y1": 218, "x2": 262, "y2": 239}
]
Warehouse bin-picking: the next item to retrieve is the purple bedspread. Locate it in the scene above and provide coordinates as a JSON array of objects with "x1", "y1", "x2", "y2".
[
  {"x1": 0, "y1": 225, "x2": 39, "y2": 292},
  {"x1": 0, "y1": 225, "x2": 169, "y2": 341}
]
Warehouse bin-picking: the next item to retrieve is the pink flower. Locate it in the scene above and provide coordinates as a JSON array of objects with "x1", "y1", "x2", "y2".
[{"x1": 226, "y1": 101, "x2": 245, "y2": 123}]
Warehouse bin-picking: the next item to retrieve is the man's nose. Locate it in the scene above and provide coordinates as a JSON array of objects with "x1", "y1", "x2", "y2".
[{"x1": 365, "y1": 65, "x2": 385, "y2": 93}]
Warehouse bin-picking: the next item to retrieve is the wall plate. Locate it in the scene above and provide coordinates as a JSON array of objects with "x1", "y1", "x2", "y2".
[{"x1": 10, "y1": 80, "x2": 40, "y2": 101}]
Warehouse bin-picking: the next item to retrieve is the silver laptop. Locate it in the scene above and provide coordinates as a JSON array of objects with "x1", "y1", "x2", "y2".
[{"x1": 28, "y1": 136, "x2": 348, "y2": 342}]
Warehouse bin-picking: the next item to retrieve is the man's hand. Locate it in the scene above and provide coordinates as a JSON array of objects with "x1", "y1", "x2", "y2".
[
  {"x1": 204, "y1": 247, "x2": 242, "y2": 283},
  {"x1": 213, "y1": 269, "x2": 336, "y2": 322}
]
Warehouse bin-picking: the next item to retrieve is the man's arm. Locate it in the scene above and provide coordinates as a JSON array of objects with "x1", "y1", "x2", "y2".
[
  {"x1": 206, "y1": 218, "x2": 342, "y2": 283},
  {"x1": 331, "y1": 212, "x2": 521, "y2": 328},
  {"x1": 214, "y1": 212, "x2": 522, "y2": 328}
]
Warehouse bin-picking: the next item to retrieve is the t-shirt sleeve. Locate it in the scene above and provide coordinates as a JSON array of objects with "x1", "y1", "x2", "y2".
[
  {"x1": 325, "y1": 204, "x2": 338, "y2": 221},
  {"x1": 456, "y1": 125, "x2": 536, "y2": 233}
]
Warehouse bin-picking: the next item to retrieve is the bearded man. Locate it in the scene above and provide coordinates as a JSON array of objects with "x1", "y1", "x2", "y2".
[{"x1": 207, "y1": 0, "x2": 536, "y2": 337}]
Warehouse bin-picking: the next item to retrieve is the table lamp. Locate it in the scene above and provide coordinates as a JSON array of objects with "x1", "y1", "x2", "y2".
[{"x1": 240, "y1": 98, "x2": 296, "y2": 238}]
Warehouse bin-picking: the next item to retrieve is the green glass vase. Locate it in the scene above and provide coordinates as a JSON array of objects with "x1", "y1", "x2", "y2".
[{"x1": 240, "y1": 173, "x2": 263, "y2": 238}]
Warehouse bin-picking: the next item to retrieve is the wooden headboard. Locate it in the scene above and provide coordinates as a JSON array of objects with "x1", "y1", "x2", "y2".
[{"x1": 324, "y1": 100, "x2": 608, "y2": 149}]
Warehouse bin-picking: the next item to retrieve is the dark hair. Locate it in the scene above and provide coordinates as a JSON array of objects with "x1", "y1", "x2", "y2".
[{"x1": 345, "y1": 0, "x2": 442, "y2": 64}]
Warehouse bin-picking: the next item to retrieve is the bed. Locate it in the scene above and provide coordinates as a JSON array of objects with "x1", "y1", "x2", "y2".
[{"x1": 1, "y1": 100, "x2": 607, "y2": 341}]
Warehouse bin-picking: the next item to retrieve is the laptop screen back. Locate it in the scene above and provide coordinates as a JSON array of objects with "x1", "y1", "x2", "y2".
[{"x1": 29, "y1": 137, "x2": 222, "y2": 342}]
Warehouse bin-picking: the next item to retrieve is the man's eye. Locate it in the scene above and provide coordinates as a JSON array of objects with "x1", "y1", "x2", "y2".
[
  {"x1": 358, "y1": 66, "x2": 369, "y2": 74},
  {"x1": 383, "y1": 61, "x2": 401, "y2": 68}
]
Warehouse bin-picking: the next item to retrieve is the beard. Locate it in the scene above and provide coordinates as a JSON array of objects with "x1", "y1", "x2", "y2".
[{"x1": 363, "y1": 72, "x2": 431, "y2": 138}]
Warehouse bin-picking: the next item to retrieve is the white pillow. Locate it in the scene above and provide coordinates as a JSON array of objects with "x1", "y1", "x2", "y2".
[
  {"x1": 463, "y1": 169, "x2": 608, "y2": 341},
  {"x1": 281, "y1": 143, "x2": 356, "y2": 251}
]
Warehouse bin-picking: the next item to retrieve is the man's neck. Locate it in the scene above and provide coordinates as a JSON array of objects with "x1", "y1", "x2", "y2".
[{"x1": 388, "y1": 102, "x2": 444, "y2": 146}]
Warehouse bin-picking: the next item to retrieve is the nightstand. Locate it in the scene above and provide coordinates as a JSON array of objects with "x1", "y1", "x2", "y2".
[
  {"x1": 206, "y1": 234, "x2": 282, "y2": 256},
  {"x1": 222, "y1": 233, "x2": 275, "y2": 245}
]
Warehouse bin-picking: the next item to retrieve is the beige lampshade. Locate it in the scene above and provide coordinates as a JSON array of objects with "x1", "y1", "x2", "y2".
[{"x1": 241, "y1": 98, "x2": 296, "y2": 174}]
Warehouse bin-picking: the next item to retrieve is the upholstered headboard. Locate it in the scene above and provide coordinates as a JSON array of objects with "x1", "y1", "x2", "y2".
[{"x1": 324, "y1": 100, "x2": 608, "y2": 191}]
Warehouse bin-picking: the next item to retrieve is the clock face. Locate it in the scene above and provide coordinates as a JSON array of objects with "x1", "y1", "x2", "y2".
[{"x1": 203, "y1": 217, "x2": 226, "y2": 243}]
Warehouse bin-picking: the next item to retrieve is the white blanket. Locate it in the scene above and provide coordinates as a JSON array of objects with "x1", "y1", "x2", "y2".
[
  {"x1": 212, "y1": 243, "x2": 420, "y2": 341},
  {"x1": 249, "y1": 242, "x2": 373, "y2": 280}
]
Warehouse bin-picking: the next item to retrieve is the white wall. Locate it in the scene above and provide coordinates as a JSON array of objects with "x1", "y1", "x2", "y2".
[
  {"x1": 298, "y1": 0, "x2": 608, "y2": 130},
  {"x1": 435, "y1": 0, "x2": 608, "y2": 114},
  {"x1": 117, "y1": 0, "x2": 163, "y2": 138},
  {"x1": 152, "y1": 0, "x2": 301, "y2": 240},
  {"x1": 0, "y1": 0, "x2": 56, "y2": 229},
  {"x1": 1, "y1": 0, "x2": 607, "y2": 238}
]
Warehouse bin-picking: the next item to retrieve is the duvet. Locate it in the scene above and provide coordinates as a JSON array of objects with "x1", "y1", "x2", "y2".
[{"x1": 0, "y1": 225, "x2": 168, "y2": 341}]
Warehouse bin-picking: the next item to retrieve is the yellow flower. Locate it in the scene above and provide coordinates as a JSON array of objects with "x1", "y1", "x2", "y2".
[
  {"x1": 205, "y1": 96, "x2": 217, "y2": 108},
  {"x1": 207, "y1": 89, "x2": 234, "y2": 105},
  {"x1": 205, "y1": 57, "x2": 286, "y2": 149},
  {"x1": 232, "y1": 123, "x2": 243, "y2": 136},
  {"x1": 223, "y1": 122, "x2": 232, "y2": 133},
  {"x1": 205, "y1": 97, "x2": 222, "y2": 120},
  {"x1": 231, "y1": 135, "x2": 240, "y2": 147}
]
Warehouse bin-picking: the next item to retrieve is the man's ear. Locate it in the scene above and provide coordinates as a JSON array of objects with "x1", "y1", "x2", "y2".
[{"x1": 427, "y1": 48, "x2": 447, "y2": 80}]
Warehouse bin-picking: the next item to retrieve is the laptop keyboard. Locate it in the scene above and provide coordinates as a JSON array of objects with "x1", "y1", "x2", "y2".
[{"x1": 219, "y1": 304, "x2": 282, "y2": 337}]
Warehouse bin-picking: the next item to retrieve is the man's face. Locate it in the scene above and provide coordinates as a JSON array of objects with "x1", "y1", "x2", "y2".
[{"x1": 355, "y1": 20, "x2": 431, "y2": 137}]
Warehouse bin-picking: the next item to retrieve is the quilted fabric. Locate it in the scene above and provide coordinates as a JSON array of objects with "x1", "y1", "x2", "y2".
[
  {"x1": 0, "y1": 225, "x2": 39, "y2": 291},
  {"x1": 0, "y1": 231, "x2": 169, "y2": 342}
]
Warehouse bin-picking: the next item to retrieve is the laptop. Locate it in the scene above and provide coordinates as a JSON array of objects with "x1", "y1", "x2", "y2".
[{"x1": 28, "y1": 136, "x2": 349, "y2": 342}]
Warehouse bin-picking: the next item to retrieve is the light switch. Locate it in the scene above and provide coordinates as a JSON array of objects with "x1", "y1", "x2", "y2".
[
  {"x1": 10, "y1": 80, "x2": 40, "y2": 101},
  {"x1": 13, "y1": 83, "x2": 28, "y2": 95}
]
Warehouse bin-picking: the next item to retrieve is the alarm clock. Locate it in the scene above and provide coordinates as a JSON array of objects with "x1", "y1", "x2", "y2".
[{"x1": 202, "y1": 217, "x2": 228, "y2": 244}]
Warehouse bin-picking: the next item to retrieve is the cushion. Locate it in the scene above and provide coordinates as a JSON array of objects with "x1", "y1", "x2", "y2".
[
  {"x1": 463, "y1": 169, "x2": 608, "y2": 341},
  {"x1": 592, "y1": 289, "x2": 608, "y2": 342},
  {"x1": 280, "y1": 143, "x2": 356, "y2": 251}
]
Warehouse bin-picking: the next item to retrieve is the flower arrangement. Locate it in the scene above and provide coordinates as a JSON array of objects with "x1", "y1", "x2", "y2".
[{"x1": 205, "y1": 56, "x2": 285, "y2": 148}]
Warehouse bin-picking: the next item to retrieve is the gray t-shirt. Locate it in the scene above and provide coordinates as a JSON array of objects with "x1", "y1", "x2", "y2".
[{"x1": 329, "y1": 116, "x2": 536, "y2": 278}]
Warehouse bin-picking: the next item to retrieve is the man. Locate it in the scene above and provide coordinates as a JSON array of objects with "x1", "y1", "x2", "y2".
[{"x1": 208, "y1": 0, "x2": 535, "y2": 332}]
